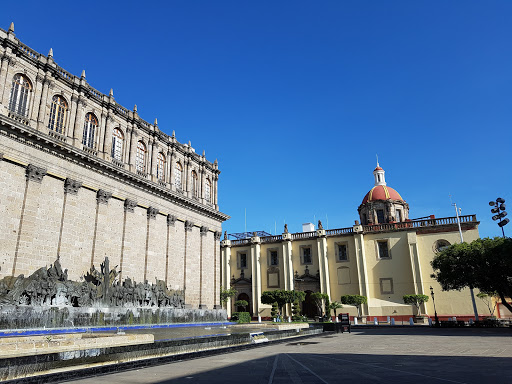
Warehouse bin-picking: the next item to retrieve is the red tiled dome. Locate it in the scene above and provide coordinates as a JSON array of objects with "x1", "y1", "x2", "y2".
[{"x1": 362, "y1": 185, "x2": 404, "y2": 204}]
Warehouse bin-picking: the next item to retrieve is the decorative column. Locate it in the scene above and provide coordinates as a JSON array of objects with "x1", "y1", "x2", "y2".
[
  {"x1": 36, "y1": 77, "x2": 51, "y2": 131},
  {"x1": 281, "y1": 230, "x2": 294, "y2": 317},
  {"x1": 72, "y1": 97, "x2": 87, "y2": 147},
  {"x1": 102, "y1": 114, "x2": 115, "y2": 160},
  {"x1": 128, "y1": 127, "x2": 138, "y2": 172},
  {"x1": 0, "y1": 54, "x2": 16, "y2": 109},
  {"x1": 67, "y1": 94, "x2": 79, "y2": 141},
  {"x1": 407, "y1": 232, "x2": 427, "y2": 314},
  {"x1": 221, "y1": 235, "x2": 232, "y2": 317},
  {"x1": 169, "y1": 150, "x2": 176, "y2": 191},
  {"x1": 353, "y1": 222, "x2": 370, "y2": 318},
  {"x1": 213, "y1": 174, "x2": 219, "y2": 209},
  {"x1": 316, "y1": 228, "x2": 330, "y2": 297},
  {"x1": 30, "y1": 74, "x2": 44, "y2": 126},
  {"x1": 184, "y1": 157, "x2": 190, "y2": 197},
  {"x1": 250, "y1": 233, "x2": 262, "y2": 318},
  {"x1": 150, "y1": 140, "x2": 157, "y2": 181}
]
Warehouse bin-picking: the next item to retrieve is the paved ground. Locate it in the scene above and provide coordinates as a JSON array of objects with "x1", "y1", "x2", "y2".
[{"x1": 62, "y1": 327, "x2": 512, "y2": 384}]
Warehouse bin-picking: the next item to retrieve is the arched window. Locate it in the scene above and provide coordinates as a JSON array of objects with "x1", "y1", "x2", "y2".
[
  {"x1": 48, "y1": 95, "x2": 68, "y2": 134},
  {"x1": 192, "y1": 171, "x2": 198, "y2": 197},
  {"x1": 175, "y1": 162, "x2": 183, "y2": 190},
  {"x1": 82, "y1": 113, "x2": 98, "y2": 148},
  {"x1": 136, "y1": 141, "x2": 146, "y2": 173},
  {"x1": 205, "y1": 178, "x2": 211, "y2": 202},
  {"x1": 111, "y1": 128, "x2": 124, "y2": 161},
  {"x1": 9, "y1": 74, "x2": 32, "y2": 117},
  {"x1": 157, "y1": 153, "x2": 166, "y2": 181}
]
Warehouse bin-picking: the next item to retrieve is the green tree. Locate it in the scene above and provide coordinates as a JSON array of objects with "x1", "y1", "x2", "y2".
[
  {"x1": 220, "y1": 287, "x2": 237, "y2": 309},
  {"x1": 340, "y1": 295, "x2": 367, "y2": 317},
  {"x1": 402, "y1": 294, "x2": 429, "y2": 316},
  {"x1": 431, "y1": 237, "x2": 512, "y2": 313},
  {"x1": 234, "y1": 300, "x2": 248, "y2": 312},
  {"x1": 261, "y1": 290, "x2": 304, "y2": 315},
  {"x1": 329, "y1": 301, "x2": 343, "y2": 318},
  {"x1": 310, "y1": 292, "x2": 329, "y2": 317},
  {"x1": 292, "y1": 299, "x2": 302, "y2": 321}
]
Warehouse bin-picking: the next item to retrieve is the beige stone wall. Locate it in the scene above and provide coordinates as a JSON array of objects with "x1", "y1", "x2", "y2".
[{"x1": 0, "y1": 128, "x2": 224, "y2": 309}]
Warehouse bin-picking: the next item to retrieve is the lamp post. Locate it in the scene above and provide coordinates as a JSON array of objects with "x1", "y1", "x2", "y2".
[
  {"x1": 489, "y1": 198, "x2": 508, "y2": 238},
  {"x1": 430, "y1": 286, "x2": 439, "y2": 327}
]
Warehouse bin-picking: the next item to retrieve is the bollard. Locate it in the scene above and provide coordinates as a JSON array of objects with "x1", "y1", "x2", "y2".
[
  {"x1": 354, "y1": 317, "x2": 358, "y2": 325},
  {"x1": 374, "y1": 317, "x2": 378, "y2": 325},
  {"x1": 391, "y1": 318, "x2": 395, "y2": 325},
  {"x1": 288, "y1": 316, "x2": 291, "y2": 323},
  {"x1": 409, "y1": 317, "x2": 414, "y2": 326},
  {"x1": 428, "y1": 317, "x2": 432, "y2": 326},
  {"x1": 258, "y1": 316, "x2": 261, "y2": 323}
]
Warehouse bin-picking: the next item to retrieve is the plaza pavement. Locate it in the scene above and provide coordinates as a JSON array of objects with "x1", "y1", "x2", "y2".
[{"x1": 62, "y1": 327, "x2": 512, "y2": 384}]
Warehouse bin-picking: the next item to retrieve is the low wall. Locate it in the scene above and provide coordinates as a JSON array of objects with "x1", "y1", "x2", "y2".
[
  {"x1": 0, "y1": 306, "x2": 227, "y2": 329},
  {"x1": 0, "y1": 327, "x2": 323, "y2": 382}
]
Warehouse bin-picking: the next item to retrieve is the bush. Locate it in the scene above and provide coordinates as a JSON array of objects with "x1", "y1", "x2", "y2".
[{"x1": 231, "y1": 312, "x2": 251, "y2": 323}]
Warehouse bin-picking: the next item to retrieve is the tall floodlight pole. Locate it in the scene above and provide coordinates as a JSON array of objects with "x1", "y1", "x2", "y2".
[
  {"x1": 489, "y1": 198, "x2": 508, "y2": 238},
  {"x1": 453, "y1": 202, "x2": 479, "y2": 322}
]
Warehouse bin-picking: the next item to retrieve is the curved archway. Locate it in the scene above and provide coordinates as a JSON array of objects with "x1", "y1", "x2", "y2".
[
  {"x1": 236, "y1": 292, "x2": 251, "y2": 315},
  {"x1": 302, "y1": 290, "x2": 318, "y2": 319}
]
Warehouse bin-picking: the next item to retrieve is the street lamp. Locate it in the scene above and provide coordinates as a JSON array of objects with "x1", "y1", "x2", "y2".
[
  {"x1": 489, "y1": 198, "x2": 509, "y2": 238},
  {"x1": 430, "y1": 286, "x2": 440, "y2": 327}
]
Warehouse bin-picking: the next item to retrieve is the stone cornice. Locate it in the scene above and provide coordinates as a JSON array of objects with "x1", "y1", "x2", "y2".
[
  {"x1": 0, "y1": 30, "x2": 218, "y2": 172},
  {"x1": 0, "y1": 114, "x2": 230, "y2": 222}
]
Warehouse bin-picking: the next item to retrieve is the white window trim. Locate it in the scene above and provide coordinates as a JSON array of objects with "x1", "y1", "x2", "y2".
[{"x1": 375, "y1": 239, "x2": 392, "y2": 260}]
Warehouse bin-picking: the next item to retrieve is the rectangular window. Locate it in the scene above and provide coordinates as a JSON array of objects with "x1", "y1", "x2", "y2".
[
  {"x1": 302, "y1": 247, "x2": 312, "y2": 264},
  {"x1": 337, "y1": 244, "x2": 348, "y2": 261},
  {"x1": 238, "y1": 253, "x2": 247, "y2": 269},
  {"x1": 269, "y1": 250, "x2": 278, "y2": 266},
  {"x1": 376, "y1": 209, "x2": 385, "y2": 224},
  {"x1": 377, "y1": 241, "x2": 390, "y2": 259},
  {"x1": 396, "y1": 209, "x2": 402, "y2": 222},
  {"x1": 380, "y1": 278, "x2": 394, "y2": 294}
]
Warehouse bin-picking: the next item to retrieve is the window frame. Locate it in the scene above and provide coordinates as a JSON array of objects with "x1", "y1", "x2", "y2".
[
  {"x1": 191, "y1": 170, "x2": 198, "y2": 197},
  {"x1": 237, "y1": 251, "x2": 248, "y2": 270},
  {"x1": 300, "y1": 245, "x2": 313, "y2": 265},
  {"x1": 267, "y1": 249, "x2": 279, "y2": 266},
  {"x1": 48, "y1": 95, "x2": 68, "y2": 134},
  {"x1": 136, "y1": 141, "x2": 147, "y2": 173},
  {"x1": 9, "y1": 74, "x2": 32, "y2": 117},
  {"x1": 175, "y1": 162, "x2": 183, "y2": 190},
  {"x1": 376, "y1": 240, "x2": 391, "y2": 260},
  {"x1": 335, "y1": 242, "x2": 349, "y2": 262},
  {"x1": 82, "y1": 112, "x2": 98, "y2": 149},
  {"x1": 157, "y1": 152, "x2": 166, "y2": 181},
  {"x1": 111, "y1": 128, "x2": 124, "y2": 161},
  {"x1": 205, "y1": 178, "x2": 211, "y2": 202}
]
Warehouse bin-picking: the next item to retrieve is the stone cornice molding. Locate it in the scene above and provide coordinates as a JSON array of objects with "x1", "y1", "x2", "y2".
[{"x1": 96, "y1": 189, "x2": 112, "y2": 204}]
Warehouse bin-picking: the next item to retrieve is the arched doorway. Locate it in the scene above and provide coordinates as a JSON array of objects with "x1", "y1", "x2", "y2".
[
  {"x1": 236, "y1": 293, "x2": 251, "y2": 315},
  {"x1": 302, "y1": 290, "x2": 318, "y2": 319}
]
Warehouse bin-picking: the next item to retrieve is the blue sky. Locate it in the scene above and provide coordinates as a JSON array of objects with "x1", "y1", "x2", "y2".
[{"x1": 2, "y1": 1, "x2": 511, "y2": 238}]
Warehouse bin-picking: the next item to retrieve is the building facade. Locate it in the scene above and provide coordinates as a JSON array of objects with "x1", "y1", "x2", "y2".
[
  {"x1": 221, "y1": 164, "x2": 488, "y2": 320},
  {"x1": 0, "y1": 24, "x2": 229, "y2": 309}
]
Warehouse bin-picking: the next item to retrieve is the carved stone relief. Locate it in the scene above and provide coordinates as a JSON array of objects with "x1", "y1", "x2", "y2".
[
  {"x1": 124, "y1": 199, "x2": 137, "y2": 212},
  {"x1": 64, "y1": 178, "x2": 82, "y2": 195},
  {"x1": 26, "y1": 164, "x2": 47, "y2": 183},
  {"x1": 147, "y1": 207, "x2": 159, "y2": 219},
  {"x1": 96, "y1": 189, "x2": 112, "y2": 204},
  {"x1": 184, "y1": 220, "x2": 194, "y2": 232},
  {"x1": 167, "y1": 214, "x2": 176, "y2": 226}
]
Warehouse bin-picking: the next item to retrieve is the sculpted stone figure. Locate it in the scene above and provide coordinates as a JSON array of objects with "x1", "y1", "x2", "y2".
[{"x1": 0, "y1": 257, "x2": 186, "y2": 309}]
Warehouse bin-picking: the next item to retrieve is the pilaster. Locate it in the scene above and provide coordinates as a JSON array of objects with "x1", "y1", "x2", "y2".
[
  {"x1": 221, "y1": 238, "x2": 232, "y2": 317},
  {"x1": 250, "y1": 234, "x2": 261, "y2": 317},
  {"x1": 353, "y1": 225, "x2": 370, "y2": 317},
  {"x1": 316, "y1": 229, "x2": 330, "y2": 297},
  {"x1": 407, "y1": 231, "x2": 427, "y2": 314}
]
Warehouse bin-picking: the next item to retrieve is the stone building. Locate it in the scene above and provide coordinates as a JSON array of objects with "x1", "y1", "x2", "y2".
[
  {"x1": 221, "y1": 164, "x2": 489, "y2": 320},
  {"x1": 0, "y1": 24, "x2": 229, "y2": 309}
]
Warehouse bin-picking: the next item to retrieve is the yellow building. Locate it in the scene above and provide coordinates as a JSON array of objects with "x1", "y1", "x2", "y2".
[{"x1": 220, "y1": 164, "x2": 489, "y2": 321}]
